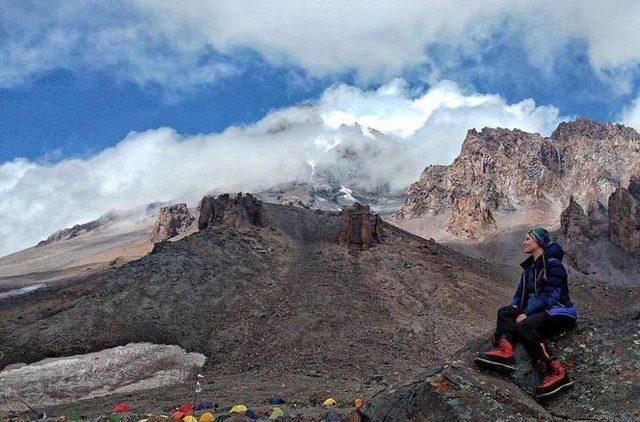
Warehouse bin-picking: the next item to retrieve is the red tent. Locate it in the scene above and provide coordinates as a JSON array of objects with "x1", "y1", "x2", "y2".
[
  {"x1": 112, "y1": 402, "x2": 132, "y2": 413},
  {"x1": 178, "y1": 403, "x2": 193, "y2": 415}
]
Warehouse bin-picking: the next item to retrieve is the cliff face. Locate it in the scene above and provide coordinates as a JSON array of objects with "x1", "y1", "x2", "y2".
[
  {"x1": 395, "y1": 119, "x2": 640, "y2": 241},
  {"x1": 609, "y1": 176, "x2": 640, "y2": 255}
]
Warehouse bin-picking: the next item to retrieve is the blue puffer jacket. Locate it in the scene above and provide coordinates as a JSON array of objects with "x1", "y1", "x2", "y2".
[{"x1": 509, "y1": 242, "x2": 577, "y2": 319}]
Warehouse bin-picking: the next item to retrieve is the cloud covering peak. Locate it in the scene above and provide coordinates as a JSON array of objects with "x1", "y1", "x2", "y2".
[{"x1": 0, "y1": 80, "x2": 562, "y2": 256}]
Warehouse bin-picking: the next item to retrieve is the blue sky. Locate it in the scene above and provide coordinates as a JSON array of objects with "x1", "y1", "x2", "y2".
[
  {"x1": 3, "y1": 1, "x2": 640, "y2": 255},
  {"x1": 0, "y1": 59, "x2": 328, "y2": 161}
]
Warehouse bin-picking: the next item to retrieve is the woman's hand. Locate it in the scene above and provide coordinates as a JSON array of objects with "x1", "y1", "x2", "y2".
[{"x1": 516, "y1": 314, "x2": 527, "y2": 324}]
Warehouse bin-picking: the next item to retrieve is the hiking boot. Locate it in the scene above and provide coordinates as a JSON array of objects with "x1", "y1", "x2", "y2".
[
  {"x1": 474, "y1": 336, "x2": 516, "y2": 371},
  {"x1": 535, "y1": 359, "x2": 573, "y2": 398}
]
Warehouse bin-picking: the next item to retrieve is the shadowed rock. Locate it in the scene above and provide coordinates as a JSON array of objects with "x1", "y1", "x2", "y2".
[
  {"x1": 198, "y1": 193, "x2": 266, "y2": 230},
  {"x1": 609, "y1": 176, "x2": 640, "y2": 255},
  {"x1": 559, "y1": 196, "x2": 596, "y2": 274},
  {"x1": 148, "y1": 203, "x2": 195, "y2": 243},
  {"x1": 337, "y1": 202, "x2": 383, "y2": 249}
]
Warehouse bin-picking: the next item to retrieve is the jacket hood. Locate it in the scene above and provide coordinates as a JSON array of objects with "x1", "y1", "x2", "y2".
[
  {"x1": 544, "y1": 242, "x2": 564, "y2": 261},
  {"x1": 520, "y1": 242, "x2": 565, "y2": 268}
]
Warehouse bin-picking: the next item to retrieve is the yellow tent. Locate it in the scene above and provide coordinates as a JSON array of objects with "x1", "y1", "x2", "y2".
[
  {"x1": 182, "y1": 416, "x2": 198, "y2": 422},
  {"x1": 322, "y1": 398, "x2": 337, "y2": 407},
  {"x1": 199, "y1": 412, "x2": 215, "y2": 422},
  {"x1": 229, "y1": 404, "x2": 248, "y2": 414}
]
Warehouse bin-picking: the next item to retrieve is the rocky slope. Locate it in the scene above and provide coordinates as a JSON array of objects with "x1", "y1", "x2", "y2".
[
  {"x1": 393, "y1": 119, "x2": 640, "y2": 246},
  {"x1": 0, "y1": 195, "x2": 519, "y2": 412}
]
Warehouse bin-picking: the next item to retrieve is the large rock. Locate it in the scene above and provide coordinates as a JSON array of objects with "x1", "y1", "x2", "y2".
[
  {"x1": 337, "y1": 202, "x2": 383, "y2": 249},
  {"x1": 368, "y1": 317, "x2": 640, "y2": 421},
  {"x1": 148, "y1": 203, "x2": 195, "y2": 243},
  {"x1": 0, "y1": 343, "x2": 205, "y2": 410},
  {"x1": 198, "y1": 193, "x2": 266, "y2": 229},
  {"x1": 608, "y1": 176, "x2": 640, "y2": 255}
]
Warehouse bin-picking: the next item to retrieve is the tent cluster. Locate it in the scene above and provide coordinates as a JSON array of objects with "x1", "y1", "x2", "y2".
[{"x1": 16, "y1": 395, "x2": 370, "y2": 421}]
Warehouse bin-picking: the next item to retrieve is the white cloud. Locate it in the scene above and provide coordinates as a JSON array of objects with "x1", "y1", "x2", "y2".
[
  {"x1": 3, "y1": 1, "x2": 640, "y2": 90},
  {"x1": 620, "y1": 95, "x2": 640, "y2": 129},
  {"x1": 0, "y1": 79, "x2": 562, "y2": 256}
]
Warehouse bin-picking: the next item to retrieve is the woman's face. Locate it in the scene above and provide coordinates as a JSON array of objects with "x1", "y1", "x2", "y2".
[{"x1": 522, "y1": 233, "x2": 539, "y2": 254}]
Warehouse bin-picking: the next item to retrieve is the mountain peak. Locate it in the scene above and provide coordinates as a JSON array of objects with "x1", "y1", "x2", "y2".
[{"x1": 551, "y1": 117, "x2": 639, "y2": 142}]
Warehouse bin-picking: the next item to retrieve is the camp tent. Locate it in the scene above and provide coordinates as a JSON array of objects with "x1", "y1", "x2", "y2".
[
  {"x1": 229, "y1": 404, "x2": 248, "y2": 414},
  {"x1": 268, "y1": 396, "x2": 285, "y2": 405},
  {"x1": 199, "y1": 412, "x2": 215, "y2": 422},
  {"x1": 196, "y1": 401, "x2": 216, "y2": 411},
  {"x1": 179, "y1": 403, "x2": 193, "y2": 415},
  {"x1": 322, "y1": 398, "x2": 337, "y2": 407},
  {"x1": 268, "y1": 407, "x2": 285, "y2": 420},
  {"x1": 245, "y1": 409, "x2": 258, "y2": 420},
  {"x1": 113, "y1": 403, "x2": 133, "y2": 413},
  {"x1": 171, "y1": 410, "x2": 185, "y2": 420},
  {"x1": 183, "y1": 416, "x2": 198, "y2": 422}
]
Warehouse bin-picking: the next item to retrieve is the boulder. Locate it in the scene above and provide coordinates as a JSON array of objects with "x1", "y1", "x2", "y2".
[{"x1": 367, "y1": 318, "x2": 640, "y2": 421}]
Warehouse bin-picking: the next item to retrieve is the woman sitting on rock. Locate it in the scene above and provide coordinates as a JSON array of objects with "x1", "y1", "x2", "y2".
[{"x1": 475, "y1": 227, "x2": 577, "y2": 399}]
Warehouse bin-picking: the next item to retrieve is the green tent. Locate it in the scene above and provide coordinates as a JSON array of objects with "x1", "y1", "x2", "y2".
[{"x1": 269, "y1": 407, "x2": 285, "y2": 420}]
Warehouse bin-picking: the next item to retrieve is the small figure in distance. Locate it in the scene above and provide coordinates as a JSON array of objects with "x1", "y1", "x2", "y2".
[{"x1": 475, "y1": 227, "x2": 577, "y2": 399}]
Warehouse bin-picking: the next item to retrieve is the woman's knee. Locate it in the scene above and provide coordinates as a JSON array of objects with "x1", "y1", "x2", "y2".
[{"x1": 497, "y1": 305, "x2": 517, "y2": 317}]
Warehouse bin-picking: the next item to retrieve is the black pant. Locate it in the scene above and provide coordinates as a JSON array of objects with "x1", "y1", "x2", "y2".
[{"x1": 495, "y1": 305, "x2": 576, "y2": 364}]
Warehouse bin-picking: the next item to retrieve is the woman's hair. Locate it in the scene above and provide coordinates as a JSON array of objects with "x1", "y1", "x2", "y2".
[{"x1": 527, "y1": 227, "x2": 550, "y2": 248}]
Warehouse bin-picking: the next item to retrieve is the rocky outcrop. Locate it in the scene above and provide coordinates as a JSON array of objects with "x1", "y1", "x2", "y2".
[
  {"x1": 337, "y1": 202, "x2": 383, "y2": 249},
  {"x1": 0, "y1": 343, "x2": 205, "y2": 410},
  {"x1": 368, "y1": 316, "x2": 640, "y2": 421},
  {"x1": 395, "y1": 119, "x2": 640, "y2": 241},
  {"x1": 559, "y1": 196, "x2": 597, "y2": 273},
  {"x1": 560, "y1": 196, "x2": 590, "y2": 241},
  {"x1": 609, "y1": 176, "x2": 640, "y2": 255},
  {"x1": 148, "y1": 203, "x2": 195, "y2": 243},
  {"x1": 198, "y1": 193, "x2": 266, "y2": 230}
]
